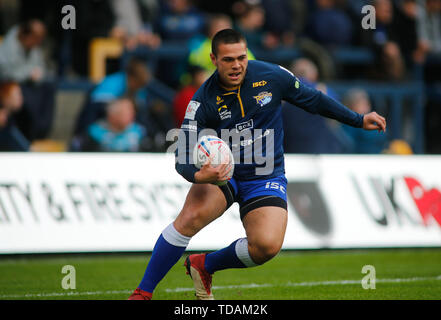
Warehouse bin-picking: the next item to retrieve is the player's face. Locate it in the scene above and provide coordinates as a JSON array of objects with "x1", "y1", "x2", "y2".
[{"x1": 211, "y1": 41, "x2": 248, "y2": 89}]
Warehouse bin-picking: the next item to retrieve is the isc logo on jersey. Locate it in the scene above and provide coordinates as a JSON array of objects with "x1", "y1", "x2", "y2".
[{"x1": 193, "y1": 135, "x2": 234, "y2": 185}]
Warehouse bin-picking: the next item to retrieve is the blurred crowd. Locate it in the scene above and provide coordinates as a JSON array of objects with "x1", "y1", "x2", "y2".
[{"x1": 0, "y1": 0, "x2": 440, "y2": 154}]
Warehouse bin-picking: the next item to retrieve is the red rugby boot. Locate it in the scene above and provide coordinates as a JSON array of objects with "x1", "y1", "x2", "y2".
[
  {"x1": 128, "y1": 288, "x2": 152, "y2": 300},
  {"x1": 184, "y1": 254, "x2": 214, "y2": 300}
]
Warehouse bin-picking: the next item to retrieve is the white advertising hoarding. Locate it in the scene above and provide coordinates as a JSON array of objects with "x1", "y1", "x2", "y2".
[
  {"x1": 0, "y1": 153, "x2": 440, "y2": 253},
  {"x1": 284, "y1": 155, "x2": 441, "y2": 248}
]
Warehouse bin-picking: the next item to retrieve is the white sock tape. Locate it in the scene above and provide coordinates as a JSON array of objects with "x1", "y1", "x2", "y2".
[
  {"x1": 235, "y1": 238, "x2": 258, "y2": 267},
  {"x1": 162, "y1": 223, "x2": 191, "y2": 247}
]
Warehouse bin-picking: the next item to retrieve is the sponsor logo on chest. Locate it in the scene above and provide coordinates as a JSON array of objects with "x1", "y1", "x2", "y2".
[
  {"x1": 235, "y1": 119, "x2": 254, "y2": 132},
  {"x1": 218, "y1": 104, "x2": 232, "y2": 120}
]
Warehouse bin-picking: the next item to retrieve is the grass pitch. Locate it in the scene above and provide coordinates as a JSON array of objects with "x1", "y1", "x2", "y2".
[{"x1": 0, "y1": 248, "x2": 440, "y2": 300}]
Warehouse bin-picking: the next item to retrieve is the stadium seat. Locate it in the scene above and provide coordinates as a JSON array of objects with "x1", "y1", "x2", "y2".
[
  {"x1": 385, "y1": 140, "x2": 413, "y2": 155},
  {"x1": 89, "y1": 38, "x2": 123, "y2": 83},
  {"x1": 30, "y1": 139, "x2": 67, "y2": 152}
]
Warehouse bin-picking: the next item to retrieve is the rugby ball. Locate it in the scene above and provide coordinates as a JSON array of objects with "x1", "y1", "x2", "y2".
[{"x1": 193, "y1": 135, "x2": 234, "y2": 185}]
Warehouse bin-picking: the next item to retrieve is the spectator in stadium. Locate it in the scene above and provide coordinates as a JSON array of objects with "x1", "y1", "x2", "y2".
[
  {"x1": 290, "y1": 57, "x2": 338, "y2": 98},
  {"x1": 305, "y1": 0, "x2": 354, "y2": 47},
  {"x1": 233, "y1": 0, "x2": 280, "y2": 50},
  {"x1": 154, "y1": 0, "x2": 206, "y2": 42},
  {"x1": 173, "y1": 65, "x2": 209, "y2": 127},
  {"x1": 72, "y1": 98, "x2": 147, "y2": 152},
  {"x1": 361, "y1": 0, "x2": 406, "y2": 81},
  {"x1": 282, "y1": 58, "x2": 350, "y2": 153},
  {"x1": 153, "y1": 0, "x2": 206, "y2": 87},
  {"x1": 91, "y1": 57, "x2": 151, "y2": 105},
  {"x1": 0, "y1": 81, "x2": 30, "y2": 151},
  {"x1": 418, "y1": 0, "x2": 441, "y2": 153},
  {"x1": 415, "y1": 0, "x2": 441, "y2": 86},
  {"x1": 260, "y1": 0, "x2": 297, "y2": 47},
  {"x1": 340, "y1": 88, "x2": 388, "y2": 154},
  {"x1": 188, "y1": 14, "x2": 234, "y2": 74},
  {"x1": 416, "y1": 0, "x2": 441, "y2": 60},
  {"x1": 109, "y1": 0, "x2": 161, "y2": 51},
  {"x1": 392, "y1": 0, "x2": 422, "y2": 68},
  {"x1": 0, "y1": 19, "x2": 56, "y2": 142},
  {"x1": 0, "y1": 18, "x2": 47, "y2": 89},
  {"x1": 73, "y1": 57, "x2": 151, "y2": 136}
]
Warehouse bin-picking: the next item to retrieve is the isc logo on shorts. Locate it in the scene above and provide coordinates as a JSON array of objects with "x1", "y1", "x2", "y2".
[{"x1": 265, "y1": 182, "x2": 286, "y2": 194}]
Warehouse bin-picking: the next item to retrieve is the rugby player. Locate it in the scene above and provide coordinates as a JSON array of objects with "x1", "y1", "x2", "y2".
[{"x1": 129, "y1": 29, "x2": 386, "y2": 300}]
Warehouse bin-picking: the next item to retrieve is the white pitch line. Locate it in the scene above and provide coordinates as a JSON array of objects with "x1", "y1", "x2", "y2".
[
  {"x1": 1, "y1": 275, "x2": 440, "y2": 299},
  {"x1": 165, "y1": 275, "x2": 441, "y2": 293},
  {"x1": 0, "y1": 290, "x2": 132, "y2": 299}
]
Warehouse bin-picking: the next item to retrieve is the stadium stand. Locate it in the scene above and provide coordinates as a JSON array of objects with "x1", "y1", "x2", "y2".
[{"x1": 0, "y1": 0, "x2": 439, "y2": 155}]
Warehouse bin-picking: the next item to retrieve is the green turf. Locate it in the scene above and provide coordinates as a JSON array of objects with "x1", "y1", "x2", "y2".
[{"x1": 0, "y1": 249, "x2": 440, "y2": 300}]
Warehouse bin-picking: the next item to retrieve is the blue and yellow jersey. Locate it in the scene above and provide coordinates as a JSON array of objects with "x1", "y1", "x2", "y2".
[{"x1": 176, "y1": 60, "x2": 363, "y2": 183}]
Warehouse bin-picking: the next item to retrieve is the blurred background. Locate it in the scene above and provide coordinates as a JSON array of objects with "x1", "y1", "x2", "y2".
[{"x1": 0, "y1": 0, "x2": 439, "y2": 155}]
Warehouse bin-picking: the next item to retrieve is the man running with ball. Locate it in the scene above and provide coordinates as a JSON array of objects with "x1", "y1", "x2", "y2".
[{"x1": 129, "y1": 29, "x2": 386, "y2": 300}]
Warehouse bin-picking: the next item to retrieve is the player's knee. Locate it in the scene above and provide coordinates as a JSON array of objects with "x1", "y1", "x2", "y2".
[
  {"x1": 249, "y1": 240, "x2": 282, "y2": 265},
  {"x1": 174, "y1": 207, "x2": 206, "y2": 236}
]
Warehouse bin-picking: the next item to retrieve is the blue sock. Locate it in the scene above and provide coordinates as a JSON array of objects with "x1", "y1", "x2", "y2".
[
  {"x1": 138, "y1": 224, "x2": 190, "y2": 293},
  {"x1": 204, "y1": 238, "x2": 257, "y2": 274}
]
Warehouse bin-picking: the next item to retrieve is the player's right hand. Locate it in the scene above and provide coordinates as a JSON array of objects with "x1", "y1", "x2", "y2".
[
  {"x1": 363, "y1": 112, "x2": 386, "y2": 133},
  {"x1": 194, "y1": 158, "x2": 232, "y2": 184}
]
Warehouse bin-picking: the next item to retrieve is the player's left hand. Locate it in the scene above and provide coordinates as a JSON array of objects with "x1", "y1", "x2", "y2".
[{"x1": 363, "y1": 112, "x2": 386, "y2": 133}]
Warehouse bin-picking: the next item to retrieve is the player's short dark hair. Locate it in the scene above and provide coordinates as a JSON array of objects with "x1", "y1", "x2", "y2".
[{"x1": 211, "y1": 29, "x2": 246, "y2": 57}]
